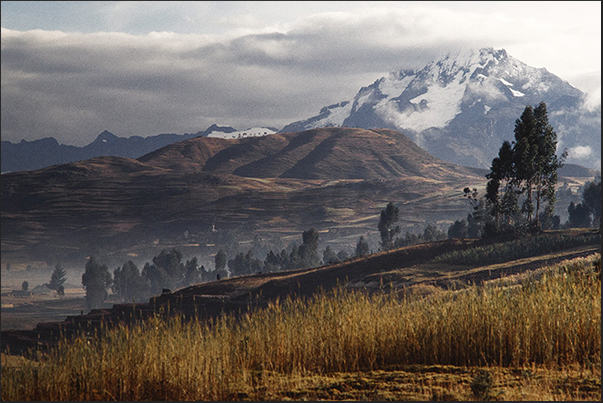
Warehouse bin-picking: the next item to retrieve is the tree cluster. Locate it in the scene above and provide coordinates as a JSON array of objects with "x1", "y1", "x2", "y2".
[
  {"x1": 80, "y1": 227, "x2": 365, "y2": 308},
  {"x1": 228, "y1": 228, "x2": 343, "y2": 275},
  {"x1": 81, "y1": 248, "x2": 209, "y2": 309},
  {"x1": 377, "y1": 202, "x2": 447, "y2": 250},
  {"x1": 485, "y1": 102, "x2": 566, "y2": 235},
  {"x1": 375, "y1": 104, "x2": 596, "y2": 244},
  {"x1": 444, "y1": 102, "x2": 600, "y2": 237},
  {"x1": 568, "y1": 178, "x2": 601, "y2": 228}
]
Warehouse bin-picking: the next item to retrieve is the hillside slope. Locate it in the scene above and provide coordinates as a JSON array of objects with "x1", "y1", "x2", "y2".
[
  {"x1": 138, "y1": 127, "x2": 478, "y2": 181},
  {"x1": 2, "y1": 229, "x2": 599, "y2": 355},
  {"x1": 1, "y1": 127, "x2": 487, "y2": 266}
]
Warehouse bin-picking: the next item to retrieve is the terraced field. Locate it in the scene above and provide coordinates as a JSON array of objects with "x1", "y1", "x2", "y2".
[{"x1": 2, "y1": 230, "x2": 600, "y2": 400}]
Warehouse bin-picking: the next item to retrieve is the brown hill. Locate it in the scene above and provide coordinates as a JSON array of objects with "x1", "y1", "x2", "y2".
[
  {"x1": 1, "y1": 127, "x2": 486, "y2": 266},
  {"x1": 139, "y1": 127, "x2": 478, "y2": 181}
]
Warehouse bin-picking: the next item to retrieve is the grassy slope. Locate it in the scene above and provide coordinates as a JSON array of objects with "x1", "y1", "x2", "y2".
[
  {"x1": 1, "y1": 229, "x2": 600, "y2": 400},
  {"x1": 2, "y1": 252, "x2": 599, "y2": 400}
]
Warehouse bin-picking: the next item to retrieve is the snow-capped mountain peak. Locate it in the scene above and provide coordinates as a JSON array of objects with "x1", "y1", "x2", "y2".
[
  {"x1": 207, "y1": 127, "x2": 276, "y2": 139},
  {"x1": 280, "y1": 48, "x2": 599, "y2": 170}
]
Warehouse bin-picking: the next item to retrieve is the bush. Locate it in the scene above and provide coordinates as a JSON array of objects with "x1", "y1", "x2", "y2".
[
  {"x1": 470, "y1": 369, "x2": 493, "y2": 399},
  {"x1": 434, "y1": 231, "x2": 600, "y2": 266}
]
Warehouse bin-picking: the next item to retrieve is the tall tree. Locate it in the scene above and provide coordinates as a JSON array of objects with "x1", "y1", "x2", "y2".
[
  {"x1": 113, "y1": 260, "x2": 147, "y2": 302},
  {"x1": 214, "y1": 249, "x2": 228, "y2": 278},
  {"x1": 184, "y1": 257, "x2": 202, "y2": 285},
  {"x1": 82, "y1": 256, "x2": 112, "y2": 310},
  {"x1": 447, "y1": 219, "x2": 468, "y2": 239},
  {"x1": 486, "y1": 141, "x2": 518, "y2": 231},
  {"x1": 355, "y1": 235, "x2": 370, "y2": 257},
  {"x1": 141, "y1": 262, "x2": 168, "y2": 296},
  {"x1": 228, "y1": 250, "x2": 261, "y2": 276},
  {"x1": 152, "y1": 248, "x2": 185, "y2": 289},
  {"x1": 530, "y1": 102, "x2": 566, "y2": 229},
  {"x1": 568, "y1": 179, "x2": 601, "y2": 228},
  {"x1": 263, "y1": 250, "x2": 282, "y2": 272},
  {"x1": 512, "y1": 105, "x2": 539, "y2": 225},
  {"x1": 486, "y1": 102, "x2": 565, "y2": 234},
  {"x1": 378, "y1": 202, "x2": 400, "y2": 250},
  {"x1": 568, "y1": 202, "x2": 592, "y2": 228},
  {"x1": 298, "y1": 228, "x2": 320, "y2": 268},
  {"x1": 514, "y1": 103, "x2": 566, "y2": 229},
  {"x1": 582, "y1": 180, "x2": 601, "y2": 227},
  {"x1": 48, "y1": 263, "x2": 67, "y2": 296}
]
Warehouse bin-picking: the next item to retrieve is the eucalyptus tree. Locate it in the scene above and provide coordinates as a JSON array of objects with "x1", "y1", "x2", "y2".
[
  {"x1": 378, "y1": 202, "x2": 400, "y2": 250},
  {"x1": 82, "y1": 256, "x2": 112, "y2": 310},
  {"x1": 485, "y1": 102, "x2": 565, "y2": 234}
]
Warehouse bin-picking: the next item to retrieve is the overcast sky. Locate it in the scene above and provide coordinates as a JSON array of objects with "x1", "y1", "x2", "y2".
[{"x1": 1, "y1": 1, "x2": 600, "y2": 146}]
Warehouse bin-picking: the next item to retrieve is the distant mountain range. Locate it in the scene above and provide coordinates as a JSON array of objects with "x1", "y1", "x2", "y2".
[
  {"x1": 3, "y1": 48, "x2": 599, "y2": 174},
  {"x1": 0, "y1": 125, "x2": 276, "y2": 173},
  {"x1": 281, "y1": 48, "x2": 601, "y2": 170}
]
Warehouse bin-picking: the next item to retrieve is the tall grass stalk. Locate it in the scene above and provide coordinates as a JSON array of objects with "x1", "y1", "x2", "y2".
[{"x1": 2, "y1": 254, "x2": 600, "y2": 400}]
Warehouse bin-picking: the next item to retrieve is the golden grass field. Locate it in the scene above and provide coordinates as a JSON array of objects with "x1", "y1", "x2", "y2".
[{"x1": 2, "y1": 251, "x2": 600, "y2": 401}]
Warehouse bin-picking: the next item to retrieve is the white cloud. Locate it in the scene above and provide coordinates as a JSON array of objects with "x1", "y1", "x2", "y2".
[
  {"x1": 1, "y1": 2, "x2": 600, "y2": 146},
  {"x1": 568, "y1": 146, "x2": 593, "y2": 159}
]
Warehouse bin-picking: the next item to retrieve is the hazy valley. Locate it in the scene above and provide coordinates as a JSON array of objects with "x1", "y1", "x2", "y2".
[
  {"x1": 1, "y1": 46, "x2": 600, "y2": 401},
  {"x1": 1, "y1": 127, "x2": 491, "y2": 268}
]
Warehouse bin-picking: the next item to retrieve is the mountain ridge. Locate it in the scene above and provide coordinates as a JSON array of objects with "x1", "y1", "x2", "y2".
[
  {"x1": 0, "y1": 124, "x2": 238, "y2": 173},
  {"x1": 3, "y1": 48, "x2": 599, "y2": 173},
  {"x1": 280, "y1": 48, "x2": 601, "y2": 170},
  {"x1": 1, "y1": 127, "x2": 489, "y2": 267}
]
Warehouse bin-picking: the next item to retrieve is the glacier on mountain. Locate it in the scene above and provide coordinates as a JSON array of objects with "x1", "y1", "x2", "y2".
[
  {"x1": 281, "y1": 48, "x2": 600, "y2": 170},
  {"x1": 207, "y1": 127, "x2": 276, "y2": 139}
]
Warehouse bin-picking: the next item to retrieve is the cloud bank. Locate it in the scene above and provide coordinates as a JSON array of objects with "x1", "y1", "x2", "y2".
[{"x1": 1, "y1": 4, "x2": 600, "y2": 146}]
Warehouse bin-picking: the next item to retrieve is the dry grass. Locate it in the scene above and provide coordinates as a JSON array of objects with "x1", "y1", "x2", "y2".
[{"x1": 2, "y1": 254, "x2": 600, "y2": 401}]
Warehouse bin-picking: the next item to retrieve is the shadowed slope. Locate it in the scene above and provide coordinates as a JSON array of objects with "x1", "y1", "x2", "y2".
[
  {"x1": 1, "y1": 127, "x2": 487, "y2": 265},
  {"x1": 136, "y1": 127, "x2": 478, "y2": 180}
]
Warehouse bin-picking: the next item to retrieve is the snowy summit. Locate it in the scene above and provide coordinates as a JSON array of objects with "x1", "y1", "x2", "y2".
[
  {"x1": 281, "y1": 48, "x2": 600, "y2": 170},
  {"x1": 207, "y1": 127, "x2": 276, "y2": 139}
]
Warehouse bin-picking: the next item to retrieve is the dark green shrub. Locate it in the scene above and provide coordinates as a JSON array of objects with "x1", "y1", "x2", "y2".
[{"x1": 470, "y1": 369, "x2": 493, "y2": 400}]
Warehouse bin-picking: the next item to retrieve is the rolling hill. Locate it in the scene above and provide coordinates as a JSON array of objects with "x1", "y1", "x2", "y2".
[
  {"x1": 1, "y1": 127, "x2": 487, "y2": 267},
  {"x1": 138, "y1": 127, "x2": 479, "y2": 181},
  {"x1": 0, "y1": 125, "x2": 238, "y2": 174}
]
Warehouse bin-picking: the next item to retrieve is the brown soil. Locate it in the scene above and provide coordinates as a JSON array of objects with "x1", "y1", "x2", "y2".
[{"x1": 1, "y1": 128, "x2": 487, "y2": 267}]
